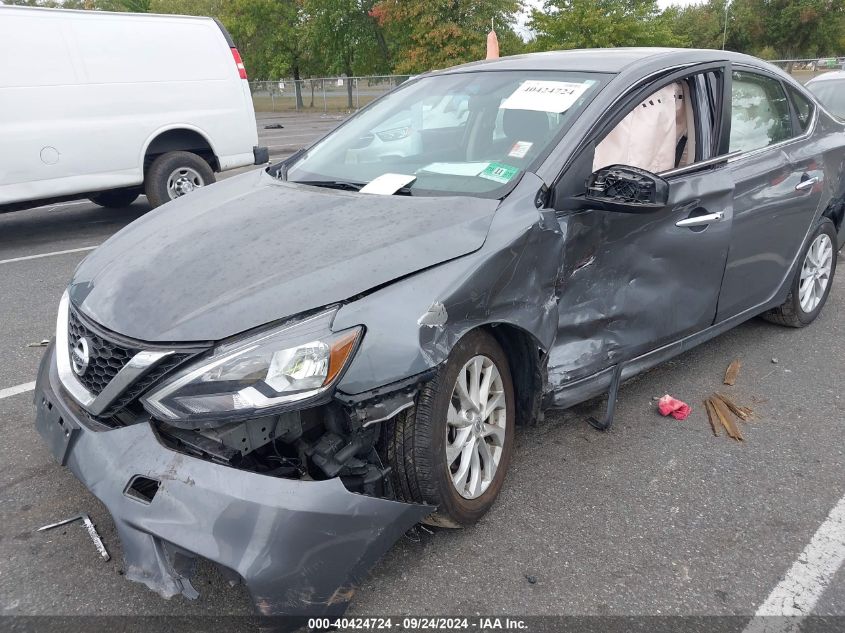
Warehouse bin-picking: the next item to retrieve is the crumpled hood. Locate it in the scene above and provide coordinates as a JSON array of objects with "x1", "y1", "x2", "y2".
[{"x1": 70, "y1": 170, "x2": 498, "y2": 342}]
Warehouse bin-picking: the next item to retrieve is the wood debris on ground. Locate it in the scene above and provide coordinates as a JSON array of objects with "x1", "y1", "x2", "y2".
[
  {"x1": 723, "y1": 359, "x2": 742, "y2": 386},
  {"x1": 714, "y1": 391, "x2": 753, "y2": 421},
  {"x1": 703, "y1": 392, "x2": 755, "y2": 442}
]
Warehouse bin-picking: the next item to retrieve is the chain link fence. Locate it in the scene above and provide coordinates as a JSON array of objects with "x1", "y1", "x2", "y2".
[
  {"x1": 770, "y1": 57, "x2": 845, "y2": 83},
  {"x1": 249, "y1": 75, "x2": 413, "y2": 113},
  {"x1": 249, "y1": 58, "x2": 845, "y2": 113}
]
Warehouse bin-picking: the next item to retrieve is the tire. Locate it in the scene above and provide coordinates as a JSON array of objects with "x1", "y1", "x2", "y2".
[
  {"x1": 763, "y1": 217, "x2": 837, "y2": 328},
  {"x1": 144, "y1": 151, "x2": 215, "y2": 208},
  {"x1": 386, "y1": 330, "x2": 515, "y2": 528},
  {"x1": 88, "y1": 188, "x2": 139, "y2": 208}
]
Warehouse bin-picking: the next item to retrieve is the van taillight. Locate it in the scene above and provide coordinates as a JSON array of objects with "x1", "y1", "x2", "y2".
[{"x1": 231, "y1": 48, "x2": 247, "y2": 79}]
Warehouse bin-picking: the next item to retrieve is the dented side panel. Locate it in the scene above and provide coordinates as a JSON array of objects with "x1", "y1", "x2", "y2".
[
  {"x1": 547, "y1": 168, "x2": 735, "y2": 396},
  {"x1": 334, "y1": 173, "x2": 563, "y2": 396}
]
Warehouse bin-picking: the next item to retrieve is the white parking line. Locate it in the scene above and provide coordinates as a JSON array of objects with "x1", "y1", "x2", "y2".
[
  {"x1": 28, "y1": 200, "x2": 89, "y2": 212},
  {"x1": 0, "y1": 245, "x2": 98, "y2": 265},
  {"x1": 744, "y1": 494, "x2": 845, "y2": 632},
  {"x1": 0, "y1": 381, "x2": 36, "y2": 400}
]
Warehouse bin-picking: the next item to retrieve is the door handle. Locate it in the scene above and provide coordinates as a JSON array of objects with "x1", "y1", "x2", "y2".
[
  {"x1": 795, "y1": 176, "x2": 818, "y2": 191},
  {"x1": 675, "y1": 211, "x2": 724, "y2": 228}
]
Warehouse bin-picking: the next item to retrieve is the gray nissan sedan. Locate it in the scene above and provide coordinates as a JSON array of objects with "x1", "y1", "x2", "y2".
[{"x1": 35, "y1": 48, "x2": 845, "y2": 618}]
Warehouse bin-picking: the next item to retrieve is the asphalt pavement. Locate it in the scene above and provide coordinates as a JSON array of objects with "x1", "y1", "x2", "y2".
[{"x1": 0, "y1": 113, "x2": 843, "y2": 630}]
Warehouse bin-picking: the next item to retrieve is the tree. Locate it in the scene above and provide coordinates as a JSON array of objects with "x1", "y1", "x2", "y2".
[
  {"x1": 3, "y1": 0, "x2": 110, "y2": 7},
  {"x1": 149, "y1": 0, "x2": 226, "y2": 16},
  {"x1": 664, "y1": 0, "x2": 845, "y2": 58},
  {"x1": 303, "y1": 0, "x2": 387, "y2": 107},
  {"x1": 737, "y1": 0, "x2": 844, "y2": 58},
  {"x1": 220, "y1": 0, "x2": 310, "y2": 109},
  {"x1": 662, "y1": 0, "x2": 726, "y2": 50},
  {"x1": 90, "y1": 0, "x2": 152, "y2": 11},
  {"x1": 372, "y1": 0, "x2": 524, "y2": 74},
  {"x1": 529, "y1": 0, "x2": 684, "y2": 50}
]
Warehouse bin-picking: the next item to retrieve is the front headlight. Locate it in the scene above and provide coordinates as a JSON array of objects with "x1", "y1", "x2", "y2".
[
  {"x1": 141, "y1": 309, "x2": 361, "y2": 425},
  {"x1": 376, "y1": 126, "x2": 411, "y2": 142}
]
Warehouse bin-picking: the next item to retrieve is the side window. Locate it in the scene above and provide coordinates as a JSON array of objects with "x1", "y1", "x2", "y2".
[
  {"x1": 786, "y1": 85, "x2": 814, "y2": 133},
  {"x1": 593, "y1": 79, "x2": 698, "y2": 173},
  {"x1": 729, "y1": 71, "x2": 793, "y2": 152}
]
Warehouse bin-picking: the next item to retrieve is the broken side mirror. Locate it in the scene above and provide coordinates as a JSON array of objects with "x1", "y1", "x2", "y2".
[{"x1": 585, "y1": 165, "x2": 669, "y2": 213}]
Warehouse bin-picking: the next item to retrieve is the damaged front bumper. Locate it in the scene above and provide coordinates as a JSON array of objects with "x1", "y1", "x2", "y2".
[{"x1": 34, "y1": 345, "x2": 432, "y2": 617}]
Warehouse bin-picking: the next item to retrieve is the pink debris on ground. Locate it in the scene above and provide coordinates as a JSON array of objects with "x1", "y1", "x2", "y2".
[{"x1": 658, "y1": 394, "x2": 691, "y2": 420}]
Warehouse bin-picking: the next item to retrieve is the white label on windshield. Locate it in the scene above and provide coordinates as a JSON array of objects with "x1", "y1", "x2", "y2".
[
  {"x1": 418, "y1": 162, "x2": 490, "y2": 176},
  {"x1": 359, "y1": 173, "x2": 417, "y2": 195},
  {"x1": 500, "y1": 80, "x2": 590, "y2": 113}
]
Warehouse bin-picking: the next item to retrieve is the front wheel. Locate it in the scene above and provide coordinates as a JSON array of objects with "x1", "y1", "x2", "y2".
[
  {"x1": 144, "y1": 151, "x2": 215, "y2": 208},
  {"x1": 764, "y1": 217, "x2": 837, "y2": 327},
  {"x1": 386, "y1": 330, "x2": 515, "y2": 527}
]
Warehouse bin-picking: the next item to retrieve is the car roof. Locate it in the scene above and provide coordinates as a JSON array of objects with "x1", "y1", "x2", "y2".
[
  {"x1": 807, "y1": 70, "x2": 845, "y2": 83},
  {"x1": 437, "y1": 47, "x2": 763, "y2": 75}
]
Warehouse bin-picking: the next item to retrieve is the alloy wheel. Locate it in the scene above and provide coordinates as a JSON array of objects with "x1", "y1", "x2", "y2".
[
  {"x1": 799, "y1": 233, "x2": 833, "y2": 313},
  {"x1": 446, "y1": 355, "x2": 508, "y2": 500}
]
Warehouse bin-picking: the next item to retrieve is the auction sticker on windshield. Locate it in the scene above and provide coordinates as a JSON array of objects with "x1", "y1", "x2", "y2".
[
  {"x1": 479, "y1": 162, "x2": 519, "y2": 184},
  {"x1": 501, "y1": 80, "x2": 591, "y2": 113}
]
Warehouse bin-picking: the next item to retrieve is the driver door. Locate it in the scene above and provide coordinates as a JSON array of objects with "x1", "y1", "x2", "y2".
[{"x1": 547, "y1": 67, "x2": 736, "y2": 395}]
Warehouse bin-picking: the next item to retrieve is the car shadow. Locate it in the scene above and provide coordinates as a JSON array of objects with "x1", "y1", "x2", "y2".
[{"x1": 0, "y1": 199, "x2": 152, "y2": 253}]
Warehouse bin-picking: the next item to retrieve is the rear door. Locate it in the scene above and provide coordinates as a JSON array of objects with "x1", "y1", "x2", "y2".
[
  {"x1": 715, "y1": 69, "x2": 824, "y2": 320},
  {"x1": 547, "y1": 65, "x2": 736, "y2": 387}
]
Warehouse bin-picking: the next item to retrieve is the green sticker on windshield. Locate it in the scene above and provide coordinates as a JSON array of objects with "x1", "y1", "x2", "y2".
[{"x1": 479, "y1": 162, "x2": 519, "y2": 184}]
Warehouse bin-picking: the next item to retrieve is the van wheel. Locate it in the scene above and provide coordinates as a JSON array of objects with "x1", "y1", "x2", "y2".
[
  {"x1": 386, "y1": 330, "x2": 515, "y2": 528},
  {"x1": 764, "y1": 217, "x2": 837, "y2": 327},
  {"x1": 89, "y1": 188, "x2": 139, "y2": 208},
  {"x1": 145, "y1": 151, "x2": 215, "y2": 208}
]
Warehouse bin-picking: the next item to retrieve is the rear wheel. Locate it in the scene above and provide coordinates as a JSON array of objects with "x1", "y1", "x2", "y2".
[
  {"x1": 764, "y1": 217, "x2": 837, "y2": 327},
  {"x1": 88, "y1": 188, "x2": 139, "y2": 208},
  {"x1": 144, "y1": 151, "x2": 215, "y2": 208},
  {"x1": 387, "y1": 330, "x2": 515, "y2": 527}
]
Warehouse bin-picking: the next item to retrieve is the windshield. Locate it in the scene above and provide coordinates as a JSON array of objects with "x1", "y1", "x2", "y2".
[
  {"x1": 285, "y1": 70, "x2": 609, "y2": 198},
  {"x1": 807, "y1": 78, "x2": 845, "y2": 118}
]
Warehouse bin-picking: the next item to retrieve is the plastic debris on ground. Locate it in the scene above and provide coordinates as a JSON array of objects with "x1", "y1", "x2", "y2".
[{"x1": 657, "y1": 394, "x2": 692, "y2": 420}]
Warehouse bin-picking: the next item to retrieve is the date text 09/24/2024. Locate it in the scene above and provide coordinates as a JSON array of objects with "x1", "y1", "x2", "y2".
[{"x1": 306, "y1": 617, "x2": 528, "y2": 630}]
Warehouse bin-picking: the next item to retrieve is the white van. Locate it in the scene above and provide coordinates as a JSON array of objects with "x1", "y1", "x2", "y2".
[{"x1": 0, "y1": 6, "x2": 268, "y2": 211}]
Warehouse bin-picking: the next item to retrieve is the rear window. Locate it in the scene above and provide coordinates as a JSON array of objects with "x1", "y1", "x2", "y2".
[
  {"x1": 729, "y1": 71, "x2": 793, "y2": 153},
  {"x1": 786, "y1": 85, "x2": 815, "y2": 131}
]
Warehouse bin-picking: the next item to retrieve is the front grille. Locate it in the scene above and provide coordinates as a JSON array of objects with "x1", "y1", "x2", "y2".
[
  {"x1": 68, "y1": 307, "x2": 140, "y2": 396},
  {"x1": 99, "y1": 352, "x2": 190, "y2": 418},
  {"x1": 66, "y1": 304, "x2": 196, "y2": 420}
]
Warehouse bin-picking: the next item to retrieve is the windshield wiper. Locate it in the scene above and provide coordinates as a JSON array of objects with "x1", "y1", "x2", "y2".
[
  {"x1": 295, "y1": 180, "x2": 365, "y2": 192},
  {"x1": 294, "y1": 180, "x2": 415, "y2": 196}
]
